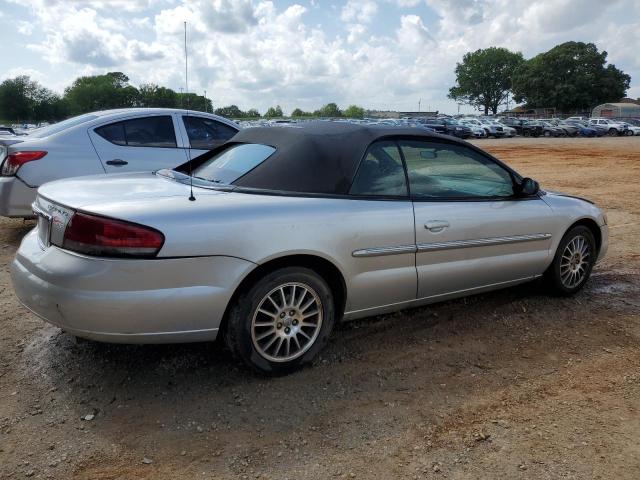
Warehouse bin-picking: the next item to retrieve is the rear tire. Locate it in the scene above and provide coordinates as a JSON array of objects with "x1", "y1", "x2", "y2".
[
  {"x1": 224, "y1": 267, "x2": 335, "y2": 374},
  {"x1": 544, "y1": 226, "x2": 596, "y2": 296},
  {"x1": 608, "y1": 128, "x2": 618, "y2": 136}
]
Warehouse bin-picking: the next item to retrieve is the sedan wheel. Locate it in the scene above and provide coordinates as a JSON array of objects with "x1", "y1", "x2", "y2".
[
  {"x1": 251, "y1": 282, "x2": 323, "y2": 363},
  {"x1": 608, "y1": 128, "x2": 618, "y2": 136},
  {"x1": 545, "y1": 226, "x2": 596, "y2": 295},
  {"x1": 224, "y1": 267, "x2": 335, "y2": 374}
]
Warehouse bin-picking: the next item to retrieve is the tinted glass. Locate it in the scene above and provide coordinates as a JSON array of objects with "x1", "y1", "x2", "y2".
[
  {"x1": 193, "y1": 143, "x2": 275, "y2": 185},
  {"x1": 183, "y1": 116, "x2": 238, "y2": 149},
  {"x1": 124, "y1": 116, "x2": 176, "y2": 147},
  {"x1": 400, "y1": 140, "x2": 514, "y2": 199},
  {"x1": 350, "y1": 141, "x2": 407, "y2": 197},
  {"x1": 95, "y1": 123, "x2": 126, "y2": 146}
]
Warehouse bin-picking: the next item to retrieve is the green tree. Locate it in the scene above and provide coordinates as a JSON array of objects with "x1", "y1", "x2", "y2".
[
  {"x1": 138, "y1": 84, "x2": 178, "y2": 108},
  {"x1": 343, "y1": 104, "x2": 365, "y2": 118},
  {"x1": 512, "y1": 41, "x2": 630, "y2": 111},
  {"x1": 448, "y1": 47, "x2": 524, "y2": 115},
  {"x1": 291, "y1": 108, "x2": 312, "y2": 117},
  {"x1": 177, "y1": 92, "x2": 212, "y2": 113},
  {"x1": 64, "y1": 72, "x2": 139, "y2": 114},
  {"x1": 264, "y1": 105, "x2": 283, "y2": 118},
  {"x1": 214, "y1": 105, "x2": 245, "y2": 118},
  {"x1": 316, "y1": 102, "x2": 342, "y2": 117},
  {"x1": 245, "y1": 108, "x2": 260, "y2": 118},
  {"x1": 0, "y1": 75, "x2": 68, "y2": 122}
]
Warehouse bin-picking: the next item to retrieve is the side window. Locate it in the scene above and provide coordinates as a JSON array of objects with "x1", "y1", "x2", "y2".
[
  {"x1": 349, "y1": 140, "x2": 408, "y2": 197},
  {"x1": 95, "y1": 123, "x2": 125, "y2": 146},
  {"x1": 400, "y1": 140, "x2": 514, "y2": 199},
  {"x1": 183, "y1": 116, "x2": 238, "y2": 149},
  {"x1": 95, "y1": 116, "x2": 177, "y2": 148}
]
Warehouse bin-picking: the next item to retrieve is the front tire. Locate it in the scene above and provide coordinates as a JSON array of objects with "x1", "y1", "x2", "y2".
[
  {"x1": 545, "y1": 226, "x2": 596, "y2": 296},
  {"x1": 224, "y1": 267, "x2": 335, "y2": 374}
]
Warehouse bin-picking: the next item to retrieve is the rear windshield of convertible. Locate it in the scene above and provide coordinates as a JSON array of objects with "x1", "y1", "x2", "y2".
[{"x1": 192, "y1": 143, "x2": 275, "y2": 185}]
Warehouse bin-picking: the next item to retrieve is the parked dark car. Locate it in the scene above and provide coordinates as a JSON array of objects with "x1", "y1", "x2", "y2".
[
  {"x1": 419, "y1": 118, "x2": 473, "y2": 139},
  {"x1": 498, "y1": 117, "x2": 525, "y2": 134},
  {"x1": 523, "y1": 121, "x2": 564, "y2": 137},
  {"x1": 564, "y1": 121, "x2": 602, "y2": 137}
]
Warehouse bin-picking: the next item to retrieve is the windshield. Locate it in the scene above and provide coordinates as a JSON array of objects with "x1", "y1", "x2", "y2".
[
  {"x1": 28, "y1": 113, "x2": 99, "y2": 138},
  {"x1": 191, "y1": 143, "x2": 275, "y2": 185}
]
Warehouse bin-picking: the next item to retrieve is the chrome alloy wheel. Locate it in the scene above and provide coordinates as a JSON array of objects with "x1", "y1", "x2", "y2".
[
  {"x1": 559, "y1": 235, "x2": 591, "y2": 289},
  {"x1": 251, "y1": 282, "x2": 323, "y2": 363}
]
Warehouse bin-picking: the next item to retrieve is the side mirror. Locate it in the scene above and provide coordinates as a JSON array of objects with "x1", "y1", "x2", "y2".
[{"x1": 519, "y1": 177, "x2": 540, "y2": 196}]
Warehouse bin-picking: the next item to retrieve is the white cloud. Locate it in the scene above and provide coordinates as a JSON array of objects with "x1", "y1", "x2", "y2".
[
  {"x1": 2, "y1": 0, "x2": 638, "y2": 114},
  {"x1": 341, "y1": 0, "x2": 378, "y2": 24}
]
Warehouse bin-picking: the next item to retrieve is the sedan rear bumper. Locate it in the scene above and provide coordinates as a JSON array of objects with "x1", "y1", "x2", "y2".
[
  {"x1": 0, "y1": 176, "x2": 37, "y2": 218},
  {"x1": 11, "y1": 230, "x2": 255, "y2": 343}
]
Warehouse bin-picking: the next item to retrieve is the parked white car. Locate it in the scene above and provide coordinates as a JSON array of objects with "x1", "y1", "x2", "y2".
[
  {"x1": 0, "y1": 108, "x2": 239, "y2": 217},
  {"x1": 619, "y1": 122, "x2": 640, "y2": 136},
  {"x1": 588, "y1": 118, "x2": 628, "y2": 136}
]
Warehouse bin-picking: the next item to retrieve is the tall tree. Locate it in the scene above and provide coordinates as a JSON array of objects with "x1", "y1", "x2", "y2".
[
  {"x1": 0, "y1": 75, "x2": 67, "y2": 122},
  {"x1": 264, "y1": 105, "x2": 283, "y2": 118},
  {"x1": 512, "y1": 42, "x2": 630, "y2": 111},
  {"x1": 343, "y1": 105, "x2": 365, "y2": 118},
  {"x1": 316, "y1": 102, "x2": 342, "y2": 117},
  {"x1": 138, "y1": 84, "x2": 178, "y2": 108},
  {"x1": 448, "y1": 47, "x2": 524, "y2": 115},
  {"x1": 64, "y1": 72, "x2": 139, "y2": 114},
  {"x1": 214, "y1": 105, "x2": 245, "y2": 118}
]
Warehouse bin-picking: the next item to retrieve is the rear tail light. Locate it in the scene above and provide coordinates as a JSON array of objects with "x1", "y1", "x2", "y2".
[
  {"x1": 1, "y1": 151, "x2": 47, "y2": 176},
  {"x1": 61, "y1": 212, "x2": 164, "y2": 258}
]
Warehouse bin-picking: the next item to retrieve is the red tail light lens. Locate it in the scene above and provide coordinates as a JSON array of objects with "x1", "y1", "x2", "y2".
[
  {"x1": 62, "y1": 212, "x2": 164, "y2": 258},
  {"x1": 1, "y1": 151, "x2": 47, "y2": 176}
]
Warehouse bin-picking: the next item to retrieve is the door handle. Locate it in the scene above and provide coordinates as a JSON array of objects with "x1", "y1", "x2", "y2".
[
  {"x1": 425, "y1": 220, "x2": 450, "y2": 232},
  {"x1": 106, "y1": 159, "x2": 128, "y2": 166}
]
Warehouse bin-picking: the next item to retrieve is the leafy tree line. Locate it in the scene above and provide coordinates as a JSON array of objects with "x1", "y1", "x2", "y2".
[
  {"x1": 449, "y1": 41, "x2": 632, "y2": 115},
  {"x1": 0, "y1": 71, "x2": 367, "y2": 123}
]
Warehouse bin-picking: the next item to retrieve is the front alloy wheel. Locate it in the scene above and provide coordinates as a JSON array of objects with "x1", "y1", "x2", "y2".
[
  {"x1": 545, "y1": 226, "x2": 596, "y2": 295},
  {"x1": 224, "y1": 267, "x2": 335, "y2": 374}
]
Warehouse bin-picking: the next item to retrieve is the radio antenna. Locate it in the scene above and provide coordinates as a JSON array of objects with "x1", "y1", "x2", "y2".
[{"x1": 184, "y1": 21, "x2": 195, "y2": 201}]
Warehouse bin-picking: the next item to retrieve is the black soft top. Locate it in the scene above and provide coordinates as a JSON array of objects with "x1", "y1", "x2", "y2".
[{"x1": 183, "y1": 121, "x2": 457, "y2": 195}]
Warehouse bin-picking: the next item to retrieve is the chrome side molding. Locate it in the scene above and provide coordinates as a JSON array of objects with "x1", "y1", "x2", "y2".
[
  {"x1": 352, "y1": 244, "x2": 417, "y2": 258},
  {"x1": 353, "y1": 233, "x2": 551, "y2": 258},
  {"x1": 417, "y1": 233, "x2": 552, "y2": 252}
]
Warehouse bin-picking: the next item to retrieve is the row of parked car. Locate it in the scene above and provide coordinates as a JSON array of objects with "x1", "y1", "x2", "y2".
[{"x1": 2, "y1": 108, "x2": 638, "y2": 218}]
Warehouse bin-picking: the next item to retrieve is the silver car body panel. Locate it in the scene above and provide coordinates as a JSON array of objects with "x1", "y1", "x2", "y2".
[
  {"x1": 0, "y1": 108, "x2": 239, "y2": 217},
  {"x1": 11, "y1": 170, "x2": 609, "y2": 342}
]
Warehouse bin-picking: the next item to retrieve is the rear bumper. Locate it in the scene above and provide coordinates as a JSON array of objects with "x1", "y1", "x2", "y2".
[
  {"x1": 11, "y1": 230, "x2": 256, "y2": 343},
  {"x1": 0, "y1": 176, "x2": 37, "y2": 217}
]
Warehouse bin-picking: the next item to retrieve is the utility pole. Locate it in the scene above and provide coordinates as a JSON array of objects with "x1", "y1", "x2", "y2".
[
  {"x1": 418, "y1": 98, "x2": 421, "y2": 112},
  {"x1": 204, "y1": 90, "x2": 207, "y2": 112},
  {"x1": 179, "y1": 87, "x2": 183, "y2": 108}
]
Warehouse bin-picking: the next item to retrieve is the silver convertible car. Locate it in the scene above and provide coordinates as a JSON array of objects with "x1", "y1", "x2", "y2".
[{"x1": 11, "y1": 122, "x2": 608, "y2": 373}]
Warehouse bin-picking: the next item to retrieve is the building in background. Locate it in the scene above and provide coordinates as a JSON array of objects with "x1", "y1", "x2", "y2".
[{"x1": 592, "y1": 101, "x2": 640, "y2": 118}]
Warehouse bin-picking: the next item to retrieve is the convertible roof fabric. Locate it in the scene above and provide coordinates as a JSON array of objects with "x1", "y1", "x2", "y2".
[{"x1": 231, "y1": 122, "x2": 444, "y2": 195}]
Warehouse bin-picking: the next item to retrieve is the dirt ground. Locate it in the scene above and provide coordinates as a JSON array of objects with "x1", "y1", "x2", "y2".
[{"x1": 0, "y1": 136, "x2": 639, "y2": 479}]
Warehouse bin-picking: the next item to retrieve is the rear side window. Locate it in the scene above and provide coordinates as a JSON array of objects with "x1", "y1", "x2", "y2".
[
  {"x1": 95, "y1": 116, "x2": 177, "y2": 148},
  {"x1": 183, "y1": 116, "x2": 238, "y2": 149},
  {"x1": 349, "y1": 140, "x2": 408, "y2": 197}
]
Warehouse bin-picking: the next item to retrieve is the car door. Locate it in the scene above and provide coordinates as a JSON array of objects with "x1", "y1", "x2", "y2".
[
  {"x1": 346, "y1": 140, "x2": 417, "y2": 312},
  {"x1": 399, "y1": 138, "x2": 554, "y2": 299},
  {"x1": 178, "y1": 115, "x2": 239, "y2": 157},
  {"x1": 88, "y1": 114, "x2": 187, "y2": 173}
]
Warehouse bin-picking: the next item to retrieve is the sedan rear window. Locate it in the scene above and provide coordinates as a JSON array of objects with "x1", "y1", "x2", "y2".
[{"x1": 192, "y1": 143, "x2": 275, "y2": 185}]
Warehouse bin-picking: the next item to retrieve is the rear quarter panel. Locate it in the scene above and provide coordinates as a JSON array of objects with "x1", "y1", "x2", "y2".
[{"x1": 82, "y1": 191, "x2": 418, "y2": 314}]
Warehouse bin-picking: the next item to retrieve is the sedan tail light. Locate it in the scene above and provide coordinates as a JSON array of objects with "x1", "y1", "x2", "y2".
[
  {"x1": 61, "y1": 212, "x2": 164, "y2": 258},
  {"x1": 1, "y1": 151, "x2": 47, "y2": 176}
]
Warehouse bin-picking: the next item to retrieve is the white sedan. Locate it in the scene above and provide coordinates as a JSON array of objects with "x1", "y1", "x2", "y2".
[{"x1": 0, "y1": 108, "x2": 239, "y2": 217}]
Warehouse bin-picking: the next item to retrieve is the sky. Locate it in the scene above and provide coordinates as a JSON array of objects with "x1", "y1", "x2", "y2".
[{"x1": 0, "y1": 0, "x2": 638, "y2": 115}]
